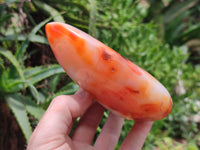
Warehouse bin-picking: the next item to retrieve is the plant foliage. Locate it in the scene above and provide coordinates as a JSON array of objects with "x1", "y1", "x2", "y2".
[{"x1": 0, "y1": 0, "x2": 199, "y2": 149}]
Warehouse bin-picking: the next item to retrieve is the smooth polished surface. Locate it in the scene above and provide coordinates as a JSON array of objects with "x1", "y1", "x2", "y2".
[{"x1": 45, "y1": 22, "x2": 173, "y2": 121}]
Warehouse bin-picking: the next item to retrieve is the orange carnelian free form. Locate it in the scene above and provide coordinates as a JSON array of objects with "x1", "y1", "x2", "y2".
[{"x1": 45, "y1": 22, "x2": 173, "y2": 121}]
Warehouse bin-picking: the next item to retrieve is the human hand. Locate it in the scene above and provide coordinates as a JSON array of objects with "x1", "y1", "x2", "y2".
[{"x1": 27, "y1": 89, "x2": 153, "y2": 150}]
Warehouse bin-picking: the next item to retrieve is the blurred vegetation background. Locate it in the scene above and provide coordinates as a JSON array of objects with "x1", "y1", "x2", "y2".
[{"x1": 0, "y1": 0, "x2": 200, "y2": 149}]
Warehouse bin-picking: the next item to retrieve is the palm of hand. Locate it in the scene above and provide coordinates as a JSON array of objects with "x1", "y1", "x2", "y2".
[{"x1": 27, "y1": 89, "x2": 153, "y2": 150}]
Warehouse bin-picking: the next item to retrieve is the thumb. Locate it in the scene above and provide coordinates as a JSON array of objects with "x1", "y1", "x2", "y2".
[{"x1": 28, "y1": 89, "x2": 93, "y2": 148}]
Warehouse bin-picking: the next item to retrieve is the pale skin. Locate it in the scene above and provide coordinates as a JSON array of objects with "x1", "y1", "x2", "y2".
[{"x1": 27, "y1": 89, "x2": 153, "y2": 150}]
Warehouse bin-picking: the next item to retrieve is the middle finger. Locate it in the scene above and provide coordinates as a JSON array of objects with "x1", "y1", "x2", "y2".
[
  {"x1": 94, "y1": 112, "x2": 124, "y2": 150},
  {"x1": 72, "y1": 102, "x2": 105, "y2": 144}
]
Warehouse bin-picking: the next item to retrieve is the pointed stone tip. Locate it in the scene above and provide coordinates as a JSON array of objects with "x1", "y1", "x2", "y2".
[{"x1": 45, "y1": 22, "x2": 66, "y2": 44}]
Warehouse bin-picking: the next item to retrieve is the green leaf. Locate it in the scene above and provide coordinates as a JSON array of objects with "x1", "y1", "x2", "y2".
[
  {"x1": 0, "y1": 34, "x2": 49, "y2": 44},
  {"x1": 0, "y1": 47, "x2": 24, "y2": 80},
  {"x1": 164, "y1": 11, "x2": 190, "y2": 44},
  {"x1": 33, "y1": 0, "x2": 65, "y2": 23},
  {"x1": 0, "y1": 14, "x2": 12, "y2": 27},
  {"x1": 25, "y1": 65, "x2": 65, "y2": 85},
  {"x1": 88, "y1": 0, "x2": 97, "y2": 37},
  {"x1": 0, "y1": 57, "x2": 4, "y2": 70},
  {"x1": 48, "y1": 87, "x2": 79, "y2": 102},
  {"x1": 27, "y1": 34, "x2": 47, "y2": 44},
  {"x1": 164, "y1": 0, "x2": 198, "y2": 23},
  {"x1": 6, "y1": 78, "x2": 25, "y2": 92},
  {"x1": 0, "y1": 71, "x2": 9, "y2": 93},
  {"x1": 57, "y1": 81, "x2": 79, "y2": 93},
  {"x1": 0, "y1": 48, "x2": 40, "y2": 99},
  {"x1": 26, "y1": 97, "x2": 45, "y2": 120},
  {"x1": 5, "y1": 93, "x2": 32, "y2": 142},
  {"x1": 30, "y1": 16, "x2": 53, "y2": 35},
  {"x1": 26, "y1": 81, "x2": 40, "y2": 103},
  {"x1": 176, "y1": 24, "x2": 200, "y2": 42},
  {"x1": 45, "y1": 82, "x2": 78, "y2": 101},
  {"x1": 0, "y1": 4, "x2": 12, "y2": 27},
  {"x1": 5, "y1": 78, "x2": 40, "y2": 102},
  {"x1": 49, "y1": 74, "x2": 62, "y2": 93},
  {"x1": 5, "y1": 0, "x2": 17, "y2": 4},
  {"x1": 15, "y1": 39, "x2": 29, "y2": 63}
]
